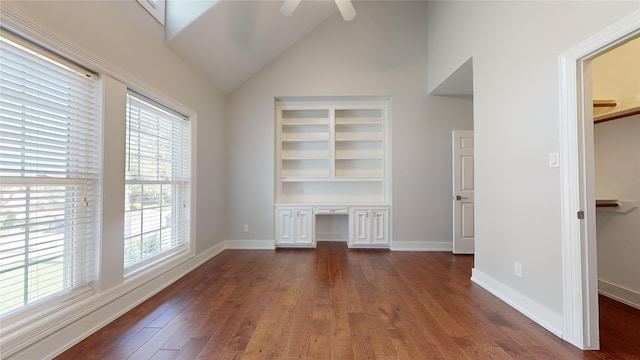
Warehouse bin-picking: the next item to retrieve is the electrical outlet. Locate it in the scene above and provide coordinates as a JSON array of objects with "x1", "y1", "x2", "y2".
[
  {"x1": 243, "y1": 224, "x2": 249, "y2": 233},
  {"x1": 514, "y1": 262, "x2": 523, "y2": 278}
]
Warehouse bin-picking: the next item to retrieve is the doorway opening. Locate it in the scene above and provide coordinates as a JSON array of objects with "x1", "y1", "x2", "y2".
[{"x1": 558, "y1": 10, "x2": 640, "y2": 350}]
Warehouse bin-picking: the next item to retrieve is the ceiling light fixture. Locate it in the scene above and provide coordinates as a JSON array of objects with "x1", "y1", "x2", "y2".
[{"x1": 280, "y1": 0, "x2": 356, "y2": 21}]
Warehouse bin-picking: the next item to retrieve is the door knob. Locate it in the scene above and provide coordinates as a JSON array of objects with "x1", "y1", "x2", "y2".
[{"x1": 455, "y1": 195, "x2": 468, "y2": 200}]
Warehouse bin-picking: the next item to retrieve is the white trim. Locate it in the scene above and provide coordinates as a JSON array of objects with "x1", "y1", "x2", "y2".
[
  {"x1": 598, "y1": 280, "x2": 640, "y2": 311},
  {"x1": 390, "y1": 241, "x2": 452, "y2": 252},
  {"x1": 2, "y1": 241, "x2": 225, "y2": 360},
  {"x1": 558, "y1": 9, "x2": 640, "y2": 350},
  {"x1": 471, "y1": 268, "x2": 563, "y2": 338},
  {"x1": 223, "y1": 239, "x2": 453, "y2": 252},
  {"x1": 225, "y1": 240, "x2": 276, "y2": 250},
  {"x1": 124, "y1": 245, "x2": 189, "y2": 278}
]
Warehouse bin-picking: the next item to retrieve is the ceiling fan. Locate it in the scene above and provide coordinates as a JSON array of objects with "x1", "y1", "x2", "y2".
[{"x1": 280, "y1": 0, "x2": 356, "y2": 21}]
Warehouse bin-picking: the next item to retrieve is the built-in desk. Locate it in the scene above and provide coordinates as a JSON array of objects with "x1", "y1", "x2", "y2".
[{"x1": 274, "y1": 205, "x2": 390, "y2": 248}]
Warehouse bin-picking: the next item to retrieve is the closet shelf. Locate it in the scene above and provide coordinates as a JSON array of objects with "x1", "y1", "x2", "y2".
[
  {"x1": 595, "y1": 199, "x2": 637, "y2": 213},
  {"x1": 594, "y1": 94, "x2": 640, "y2": 124}
]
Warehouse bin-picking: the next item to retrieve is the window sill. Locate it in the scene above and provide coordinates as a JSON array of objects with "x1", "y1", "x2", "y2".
[{"x1": 124, "y1": 245, "x2": 192, "y2": 282}]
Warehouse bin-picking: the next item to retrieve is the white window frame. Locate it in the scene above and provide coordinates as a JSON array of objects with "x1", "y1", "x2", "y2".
[
  {"x1": 0, "y1": 8, "x2": 199, "y2": 358},
  {"x1": 0, "y1": 30, "x2": 101, "y2": 326},
  {"x1": 123, "y1": 91, "x2": 191, "y2": 276}
]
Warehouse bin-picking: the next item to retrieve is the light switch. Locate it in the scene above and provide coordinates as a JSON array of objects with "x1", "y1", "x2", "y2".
[{"x1": 549, "y1": 153, "x2": 560, "y2": 168}]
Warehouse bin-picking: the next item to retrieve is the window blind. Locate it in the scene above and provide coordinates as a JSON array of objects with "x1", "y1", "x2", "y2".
[
  {"x1": 0, "y1": 33, "x2": 100, "y2": 318},
  {"x1": 124, "y1": 92, "x2": 190, "y2": 269}
]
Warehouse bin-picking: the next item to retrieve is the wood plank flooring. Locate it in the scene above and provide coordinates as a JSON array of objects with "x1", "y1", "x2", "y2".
[{"x1": 57, "y1": 242, "x2": 640, "y2": 359}]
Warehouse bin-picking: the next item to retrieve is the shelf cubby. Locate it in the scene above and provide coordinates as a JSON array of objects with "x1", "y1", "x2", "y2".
[
  {"x1": 335, "y1": 109, "x2": 383, "y2": 125},
  {"x1": 335, "y1": 159, "x2": 384, "y2": 178},
  {"x1": 281, "y1": 159, "x2": 329, "y2": 178},
  {"x1": 279, "y1": 180, "x2": 385, "y2": 205}
]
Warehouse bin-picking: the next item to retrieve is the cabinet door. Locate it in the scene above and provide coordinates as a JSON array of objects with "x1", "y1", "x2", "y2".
[
  {"x1": 276, "y1": 209, "x2": 295, "y2": 245},
  {"x1": 351, "y1": 209, "x2": 371, "y2": 245},
  {"x1": 371, "y1": 209, "x2": 389, "y2": 245},
  {"x1": 295, "y1": 209, "x2": 313, "y2": 245}
]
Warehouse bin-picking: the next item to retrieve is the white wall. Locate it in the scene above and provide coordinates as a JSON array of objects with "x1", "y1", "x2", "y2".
[
  {"x1": 594, "y1": 115, "x2": 640, "y2": 308},
  {"x1": 426, "y1": 0, "x2": 640, "y2": 334},
  {"x1": 592, "y1": 37, "x2": 640, "y2": 100},
  {"x1": 593, "y1": 39, "x2": 640, "y2": 308},
  {"x1": 225, "y1": 1, "x2": 473, "y2": 248},
  {"x1": 1, "y1": 1, "x2": 226, "y2": 358}
]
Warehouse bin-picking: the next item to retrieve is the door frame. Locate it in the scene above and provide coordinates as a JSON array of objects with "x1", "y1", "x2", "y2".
[{"x1": 558, "y1": 10, "x2": 640, "y2": 350}]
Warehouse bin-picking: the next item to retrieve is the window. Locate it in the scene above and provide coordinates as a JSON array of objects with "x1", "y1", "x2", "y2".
[
  {"x1": 0, "y1": 32, "x2": 100, "y2": 318},
  {"x1": 124, "y1": 92, "x2": 190, "y2": 271},
  {"x1": 137, "y1": 0, "x2": 166, "y2": 26}
]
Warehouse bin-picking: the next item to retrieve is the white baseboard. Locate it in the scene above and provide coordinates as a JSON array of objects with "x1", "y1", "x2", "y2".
[
  {"x1": 391, "y1": 241, "x2": 453, "y2": 251},
  {"x1": 223, "y1": 239, "x2": 452, "y2": 252},
  {"x1": 471, "y1": 268, "x2": 563, "y2": 339},
  {"x1": 599, "y1": 279, "x2": 640, "y2": 310},
  {"x1": 225, "y1": 239, "x2": 275, "y2": 250},
  {"x1": 5, "y1": 242, "x2": 226, "y2": 360}
]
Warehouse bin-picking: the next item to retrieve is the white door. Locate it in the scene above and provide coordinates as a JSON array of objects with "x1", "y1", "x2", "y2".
[
  {"x1": 452, "y1": 130, "x2": 475, "y2": 254},
  {"x1": 276, "y1": 208, "x2": 295, "y2": 245},
  {"x1": 371, "y1": 209, "x2": 389, "y2": 245},
  {"x1": 351, "y1": 209, "x2": 371, "y2": 245},
  {"x1": 295, "y1": 209, "x2": 313, "y2": 245}
]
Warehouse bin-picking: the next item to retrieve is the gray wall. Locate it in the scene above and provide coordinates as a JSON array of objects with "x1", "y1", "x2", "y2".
[
  {"x1": 2, "y1": 0, "x2": 228, "y2": 256},
  {"x1": 225, "y1": 1, "x2": 474, "y2": 247},
  {"x1": 426, "y1": 0, "x2": 639, "y2": 318}
]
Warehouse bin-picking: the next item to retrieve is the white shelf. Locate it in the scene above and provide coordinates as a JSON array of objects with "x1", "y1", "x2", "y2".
[
  {"x1": 282, "y1": 155, "x2": 329, "y2": 160},
  {"x1": 281, "y1": 134, "x2": 329, "y2": 142},
  {"x1": 335, "y1": 135, "x2": 383, "y2": 142},
  {"x1": 282, "y1": 120, "x2": 328, "y2": 126},
  {"x1": 335, "y1": 155, "x2": 383, "y2": 160},
  {"x1": 281, "y1": 177, "x2": 385, "y2": 182}
]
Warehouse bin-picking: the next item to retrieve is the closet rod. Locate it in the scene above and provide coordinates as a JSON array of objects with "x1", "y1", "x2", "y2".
[{"x1": 596, "y1": 202, "x2": 619, "y2": 208}]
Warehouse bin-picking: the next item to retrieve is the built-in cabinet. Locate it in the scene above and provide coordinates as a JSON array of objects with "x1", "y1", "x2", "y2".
[
  {"x1": 275, "y1": 207, "x2": 313, "y2": 246},
  {"x1": 274, "y1": 98, "x2": 391, "y2": 248},
  {"x1": 350, "y1": 208, "x2": 389, "y2": 246}
]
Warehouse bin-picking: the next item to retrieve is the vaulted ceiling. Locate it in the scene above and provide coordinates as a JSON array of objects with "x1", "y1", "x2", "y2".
[{"x1": 165, "y1": 0, "x2": 340, "y2": 94}]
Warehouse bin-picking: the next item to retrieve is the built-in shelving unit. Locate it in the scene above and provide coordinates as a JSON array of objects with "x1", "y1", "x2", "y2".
[
  {"x1": 275, "y1": 99, "x2": 391, "y2": 205},
  {"x1": 274, "y1": 98, "x2": 391, "y2": 248}
]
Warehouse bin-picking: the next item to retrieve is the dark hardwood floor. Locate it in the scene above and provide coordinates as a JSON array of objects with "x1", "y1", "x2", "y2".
[{"x1": 57, "y1": 242, "x2": 640, "y2": 359}]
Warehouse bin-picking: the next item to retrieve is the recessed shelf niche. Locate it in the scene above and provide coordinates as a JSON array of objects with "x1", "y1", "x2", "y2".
[{"x1": 275, "y1": 98, "x2": 391, "y2": 205}]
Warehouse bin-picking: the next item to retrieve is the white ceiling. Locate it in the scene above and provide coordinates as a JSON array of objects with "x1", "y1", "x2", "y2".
[{"x1": 165, "y1": 0, "x2": 340, "y2": 94}]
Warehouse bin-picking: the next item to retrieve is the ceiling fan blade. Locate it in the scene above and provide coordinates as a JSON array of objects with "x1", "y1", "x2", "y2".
[
  {"x1": 335, "y1": 0, "x2": 356, "y2": 21},
  {"x1": 280, "y1": 0, "x2": 301, "y2": 16}
]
